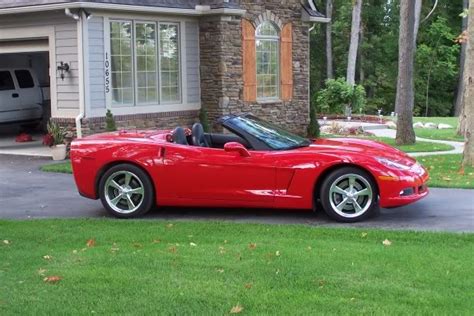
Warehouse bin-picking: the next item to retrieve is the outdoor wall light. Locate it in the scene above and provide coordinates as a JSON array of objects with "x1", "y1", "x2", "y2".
[{"x1": 57, "y1": 62, "x2": 70, "y2": 80}]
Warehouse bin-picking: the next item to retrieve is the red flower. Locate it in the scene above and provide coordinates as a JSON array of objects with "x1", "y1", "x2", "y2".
[{"x1": 42, "y1": 133, "x2": 54, "y2": 147}]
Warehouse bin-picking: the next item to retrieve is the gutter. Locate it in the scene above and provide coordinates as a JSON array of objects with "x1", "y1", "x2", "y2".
[
  {"x1": 71, "y1": 8, "x2": 86, "y2": 138},
  {"x1": 0, "y1": 2, "x2": 246, "y2": 16}
]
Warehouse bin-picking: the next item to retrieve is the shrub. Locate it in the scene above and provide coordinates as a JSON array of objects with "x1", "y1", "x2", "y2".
[
  {"x1": 316, "y1": 78, "x2": 366, "y2": 115},
  {"x1": 105, "y1": 109, "x2": 117, "y2": 132}
]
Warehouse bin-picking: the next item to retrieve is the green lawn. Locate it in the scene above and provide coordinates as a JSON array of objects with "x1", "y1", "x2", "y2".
[
  {"x1": 419, "y1": 154, "x2": 474, "y2": 189},
  {"x1": 1, "y1": 220, "x2": 473, "y2": 315},
  {"x1": 322, "y1": 135, "x2": 454, "y2": 153},
  {"x1": 386, "y1": 116, "x2": 464, "y2": 142},
  {"x1": 40, "y1": 161, "x2": 72, "y2": 174}
]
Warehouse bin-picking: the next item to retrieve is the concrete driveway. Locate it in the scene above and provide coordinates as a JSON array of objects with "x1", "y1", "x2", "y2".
[{"x1": 0, "y1": 155, "x2": 473, "y2": 233}]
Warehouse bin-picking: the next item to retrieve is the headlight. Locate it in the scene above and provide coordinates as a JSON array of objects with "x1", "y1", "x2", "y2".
[{"x1": 376, "y1": 157, "x2": 411, "y2": 171}]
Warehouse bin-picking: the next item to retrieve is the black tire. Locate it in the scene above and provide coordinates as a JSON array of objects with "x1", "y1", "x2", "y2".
[
  {"x1": 319, "y1": 167, "x2": 378, "y2": 223},
  {"x1": 98, "y1": 164, "x2": 154, "y2": 218}
]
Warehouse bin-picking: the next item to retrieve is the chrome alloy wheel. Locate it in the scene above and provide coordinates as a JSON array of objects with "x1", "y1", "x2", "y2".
[
  {"x1": 328, "y1": 173, "x2": 373, "y2": 219},
  {"x1": 104, "y1": 171, "x2": 145, "y2": 214}
]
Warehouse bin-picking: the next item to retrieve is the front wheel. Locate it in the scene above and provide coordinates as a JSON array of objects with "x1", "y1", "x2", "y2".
[
  {"x1": 98, "y1": 164, "x2": 154, "y2": 218},
  {"x1": 320, "y1": 167, "x2": 378, "y2": 222}
]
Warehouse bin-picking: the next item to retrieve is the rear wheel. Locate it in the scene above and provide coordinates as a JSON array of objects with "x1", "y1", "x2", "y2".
[
  {"x1": 320, "y1": 167, "x2": 378, "y2": 222},
  {"x1": 98, "y1": 164, "x2": 154, "y2": 218}
]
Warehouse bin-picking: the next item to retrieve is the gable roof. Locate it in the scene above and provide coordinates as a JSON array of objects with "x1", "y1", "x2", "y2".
[{"x1": 0, "y1": 0, "x2": 242, "y2": 10}]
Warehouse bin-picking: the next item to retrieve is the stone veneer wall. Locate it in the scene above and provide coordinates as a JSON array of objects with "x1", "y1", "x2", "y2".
[
  {"x1": 199, "y1": 0, "x2": 310, "y2": 134},
  {"x1": 52, "y1": 110, "x2": 199, "y2": 137}
]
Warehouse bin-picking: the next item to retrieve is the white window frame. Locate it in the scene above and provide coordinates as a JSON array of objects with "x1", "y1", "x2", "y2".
[
  {"x1": 109, "y1": 19, "x2": 135, "y2": 107},
  {"x1": 158, "y1": 22, "x2": 182, "y2": 105},
  {"x1": 134, "y1": 20, "x2": 159, "y2": 106},
  {"x1": 255, "y1": 21, "x2": 280, "y2": 101},
  {"x1": 107, "y1": 18, "x2": 182, "y2": 108}
]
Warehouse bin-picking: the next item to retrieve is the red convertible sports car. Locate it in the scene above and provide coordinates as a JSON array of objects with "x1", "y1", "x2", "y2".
[{"x1": 71, "y1": 114, "x2": 429, "y2": 222}]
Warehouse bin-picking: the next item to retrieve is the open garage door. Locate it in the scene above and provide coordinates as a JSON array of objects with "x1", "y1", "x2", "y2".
[{"x1": 0, "y1": 39, "x2": 49, "y2": 54}]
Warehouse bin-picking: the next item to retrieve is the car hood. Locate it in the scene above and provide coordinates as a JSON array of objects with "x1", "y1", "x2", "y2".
[{"x1": 305, "y1": 137, "x2": 416, "y2": 166}]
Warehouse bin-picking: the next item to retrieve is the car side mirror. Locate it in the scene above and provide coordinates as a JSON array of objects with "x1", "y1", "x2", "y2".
[{"x1": 224, "y1": 142, "x2": 250, "y2": 157}]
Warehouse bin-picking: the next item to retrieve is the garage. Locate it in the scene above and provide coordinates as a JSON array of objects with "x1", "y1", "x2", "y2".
[{"x1": 0, "y1": 40, "x2": 52, "y2": 157}]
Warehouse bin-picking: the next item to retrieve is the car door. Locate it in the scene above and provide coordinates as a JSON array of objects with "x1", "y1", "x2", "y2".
[
  {"x1": 13, "y1": 69, "x2": 43, "y2": 120},
  {"x1": 0, "y1": 70, "x2": 21, "y2": 123},
  {"x1": 161, "y1": 144, "x2": 276, "y2": 206}
]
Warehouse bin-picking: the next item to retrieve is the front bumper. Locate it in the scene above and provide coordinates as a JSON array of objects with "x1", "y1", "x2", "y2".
[{"x1": 378, "y1": 164, "x2": 429, "y2": 208}]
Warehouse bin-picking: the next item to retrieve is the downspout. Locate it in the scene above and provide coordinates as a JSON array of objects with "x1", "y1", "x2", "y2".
[{"x1": 65, "y1": 8, "x2": 85, "y2": 138}]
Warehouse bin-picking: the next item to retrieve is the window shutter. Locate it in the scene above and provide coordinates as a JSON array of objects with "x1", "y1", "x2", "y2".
[
  {"x1": 242, "y1": 19, "x2": 256, "y2": 102},
  {"x1": 280, "y1": 23, "x2": 293, "y2": 101}
]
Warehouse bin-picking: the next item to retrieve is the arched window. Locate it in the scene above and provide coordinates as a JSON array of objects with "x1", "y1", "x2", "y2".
[{"x1": 256, "y1": 21, "x2": 280, "y2": 100}]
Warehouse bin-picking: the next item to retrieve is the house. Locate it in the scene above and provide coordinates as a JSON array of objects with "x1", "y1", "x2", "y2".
[{"x1": 0, "y1": 1, "x2": 328, "y2": 136}]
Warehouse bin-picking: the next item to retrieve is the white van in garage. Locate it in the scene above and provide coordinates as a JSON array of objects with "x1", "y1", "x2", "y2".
[{"x1": 0, "y1": 68, "x2": 43, "y2": 125}]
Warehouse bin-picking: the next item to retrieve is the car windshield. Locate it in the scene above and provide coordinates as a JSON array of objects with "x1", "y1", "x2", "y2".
[{"x1": 227, "y1": 115, "x2": 311, "y2": 150}]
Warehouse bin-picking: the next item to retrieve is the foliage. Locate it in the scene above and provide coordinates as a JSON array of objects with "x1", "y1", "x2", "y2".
[
  {"x1": 315, "y1": 78, "x2": 366, "y2": 114},
  {"x1": 310, "y1": 0, "x2": 463, "y2": 117},
  {"x1": 1, "y1": 219, "x2": 473, "y2": 314},
  {"x1": 307, "y1": 103, "x2": 320, "y2": 138},
  {"x1": 44, "y1": 120, "x2": 66, "y2": 147},
  {"x1": 199, "y1": 106, "x2": 210, "y2": 132},
  {"x1": 105, "y1": 109, "x2": 117, "y2": 132}
]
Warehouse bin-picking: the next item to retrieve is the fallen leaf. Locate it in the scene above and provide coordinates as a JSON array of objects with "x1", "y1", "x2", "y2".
[
  {"x1": 110, "y1": 243, "x2": 119, "y2": 252},
  {"x1": 442, "y1": 177, "x2": 452, "y2": 181},
  {"x1": 133, "y1": 243, "x2": 143, "y2": 248},
  {"x1": 37, "y1": 268, "x2": 47, "y2": 276},
  {"x1": 382, "y1": 239, "x2": 392, "y2": 246},
  {"x1": 230, "y1": 304, "x2": 243, "y2": 314},
  {"x1": 86, "y1": 239, "x2": 96, "y2": 248},
  {"x1": 458, "y1": 167, "x2": 465, "y2": 175},
  {"x1": 152, "y1": 239, "x2": 161, "y2": 244},
  {"x1": 248, "y1": 243, "x2": 257, "y2": 250},
  {"x1": 43, "y1": 255, "x2": 52, "y2": 260},
  {"x1": 72, "y1": 250, "x2": 78, "y2": 254},
  {"x1": 318, "y1": 279, "x2": 326, "y2": 287},
  {"x1": 43, "y1": 276, "x2": 62, "y2": 283},
  {"x1": 166, "y1": 223, "x2": 174, "y2": 228},
  {"x1": 275, "y1": 250, "x2": 281, "y2": 256},
  {"x1": 2, "y1": 240, "x2": 10, "y2": 245},
  {"x1": 218, "y1": 246, "x2": 226, "y2": 254},
  {"x1": 168, "y1": 246, "x2": 177, "y2": 253},
  {"x1": 361, "y1": 232, "x2": 368, "y2": 238},
  {"x1": 244, "y1": 283, "x2": 253, "y2": 289},
  {"x1": 217, "y1": 268, "x2": 224, "y2": 273},
  {"x1": 189, "y1": 242, "x2": 197, "y2": 247}
]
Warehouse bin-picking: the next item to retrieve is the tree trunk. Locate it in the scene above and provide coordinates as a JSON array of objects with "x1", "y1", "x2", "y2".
[
  {"x1": 455, "y1": 0, "x2": 469, "y2": 118},
  {"x1": 462, "y1": 1, "x2": 474, "y2": 168},
  {"x1": 358, "y1": 24, "x2": 365, "y2": 84},
  {"x1": 395, "y1": 0, "x2": 417, "y2": 145},
  {"x1": 346, "y1": 0, "x2": 363, "y2": 86},
  {"x1": 326, "y1": 0, "x2": 334, "y2": 79},
  {"x1": 413, "y1": 0, "x2": 422, "y2": 45}
]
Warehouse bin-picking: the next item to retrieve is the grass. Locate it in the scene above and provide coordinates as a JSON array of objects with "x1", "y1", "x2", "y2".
[
  {"x1": 419, "y1": 154, "x2": 474, "y2": 189},
  {"x1": 1, "y1": 219, "x2": 473, "y2": 315},
  {"x1": 40, "y1": 161, "x2": 72, "y2": 174},
  {"x1": 386, "y1": 116, "x2": 464, "y2": 142},
  {"x1": 323, "y1": 135, "x2": 454, "y2": 153}
]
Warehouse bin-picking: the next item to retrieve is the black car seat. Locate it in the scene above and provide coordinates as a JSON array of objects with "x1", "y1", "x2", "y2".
[
  {"x1": 192, "y1": 123, "x2": 210, "y2": 147},
  {"x1": 173, "y1": 127, "x2": 188, "y2": 145}
]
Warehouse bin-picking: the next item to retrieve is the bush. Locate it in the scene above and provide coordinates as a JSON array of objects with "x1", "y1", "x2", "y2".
[
  {"x1": 105, "y1": 109, "x2": 117, "y2": 132},
  {"x1": 307, "y1": 103, "x2": 320, "y2": 138},
  {"x1": 316, "y1": 78, "x2": 366, "y2": 115}
]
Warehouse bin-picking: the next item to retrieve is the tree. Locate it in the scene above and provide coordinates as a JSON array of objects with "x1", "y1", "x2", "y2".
[
  {"x1": 455, "y1": 0, "x2": 468, "y2": 118},
  {"x1": 395, "y1": 0, "x2": 417, "y2": 145},
  {"x1": 326, "y1": 0, "x2": 334, "y2": 79},
  {"x1": 346, "y1": 0, "x2": 363, "y2": 86},
  {"x1": 462, "y1": 1, "x2": 474, "y2": 168}
]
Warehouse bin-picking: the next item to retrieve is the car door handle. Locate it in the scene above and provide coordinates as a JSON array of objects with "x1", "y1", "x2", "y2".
[{"x1": 12, "y1": 93, "x2": 19, "y2": 98}]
